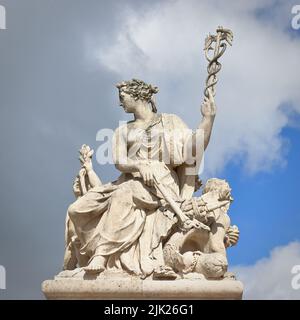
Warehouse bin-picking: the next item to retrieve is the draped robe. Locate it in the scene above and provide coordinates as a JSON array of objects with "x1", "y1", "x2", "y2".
[{"x1": 68, "y1": 113, "x2": 199, "y2": 277}]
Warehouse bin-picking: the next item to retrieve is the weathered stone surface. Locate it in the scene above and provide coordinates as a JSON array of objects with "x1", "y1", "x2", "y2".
[
  {"x1": 42, "y1": 278, "x2": 243, "y2": 300},
  {"x1": 43, "y1": 27, "x2": 243, "y2": 300}
]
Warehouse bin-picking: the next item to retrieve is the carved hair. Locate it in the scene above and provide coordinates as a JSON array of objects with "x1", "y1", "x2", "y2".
[
  {"x1": 202, "y1": 178, "x2": 231, "y2": 200},
  {"x1": 116, "y1": 78, "x2": 159, "y2": 113}
]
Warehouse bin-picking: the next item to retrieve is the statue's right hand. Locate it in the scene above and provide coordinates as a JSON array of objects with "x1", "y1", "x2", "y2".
[
  {"x1": 201, "y1": 88, "x2": 216, "y2": 118},
  {"x1": 138, "y1": 163, "x2": 155, "y2": 187}
]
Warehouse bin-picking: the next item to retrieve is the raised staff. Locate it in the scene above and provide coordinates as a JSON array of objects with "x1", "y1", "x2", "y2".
[{"x1": 204, "y1": 26, "x2": 233, "y2": 98}]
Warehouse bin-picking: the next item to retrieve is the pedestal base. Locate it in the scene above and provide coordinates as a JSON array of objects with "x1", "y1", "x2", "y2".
[{"x1": 42, "y1": 277, "x2": 243, "y2": 300}]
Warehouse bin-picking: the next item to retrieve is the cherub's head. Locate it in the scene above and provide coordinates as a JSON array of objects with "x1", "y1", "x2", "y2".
[
  {"x1": 116, "y1": 79, "x2": 159, "y2": 113},
  {"x1": 202, "y1": 178, "x2": 232, "y2": 201}
]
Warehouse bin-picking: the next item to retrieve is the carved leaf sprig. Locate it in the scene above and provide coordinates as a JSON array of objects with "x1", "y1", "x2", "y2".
[{"x1": 79, "y1": 144, "x2": 94, "y2": 164}]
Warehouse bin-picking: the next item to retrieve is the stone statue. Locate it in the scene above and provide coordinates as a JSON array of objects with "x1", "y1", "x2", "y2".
[
  {"x1": 43, "y1": 27, "x2": 243, "y2": 299},
  {"x1": 64, "y1": 77, "x2": 218, "y2": 278}
]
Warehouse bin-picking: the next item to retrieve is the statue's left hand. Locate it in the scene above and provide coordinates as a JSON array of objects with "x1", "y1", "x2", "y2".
[
  {"x1": 225, "y1": 225, "x2": 240, "y2": 247},
  {"x1": 201, "y1": 89, "x2": 216, "y2": 118}
]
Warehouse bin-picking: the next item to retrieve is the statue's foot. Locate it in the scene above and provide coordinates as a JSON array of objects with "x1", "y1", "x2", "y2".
[
  {"x1": 223, "y1": 271, "x2": 236, "y2": 280},
  {"x1": 153, "y1": 266, "x2": 178, "y2": 280},
  {"x1": 83, "y1": 255, "x2": 106, "y2": 274},
  {"x1": 182, "y1": 272, "x2": 205, "y2": 280}
]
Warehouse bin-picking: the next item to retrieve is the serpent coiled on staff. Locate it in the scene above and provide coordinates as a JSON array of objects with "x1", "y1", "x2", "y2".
[{"x1": 203, "y1": 26, "x2": 233, "y2": 98}]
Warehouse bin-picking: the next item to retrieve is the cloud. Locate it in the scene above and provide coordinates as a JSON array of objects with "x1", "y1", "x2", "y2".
[
  {"x1": 91, "y1": 0, "x2": 300, "y2": 176},
  {"x1": 231, "y1": 241, "x2": 300, "y2": 299}
]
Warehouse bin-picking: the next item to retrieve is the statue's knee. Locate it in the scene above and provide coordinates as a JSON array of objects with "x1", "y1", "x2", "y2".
[
  {"x1": 197, "y1": 253, "x2": 228, "y2": 279},
  {"x1": 209, "y1": 232, "x2": 226, "y2": 254},
  {"x1": 210, "y1": 242, "x2": 226, "y2": 255}
]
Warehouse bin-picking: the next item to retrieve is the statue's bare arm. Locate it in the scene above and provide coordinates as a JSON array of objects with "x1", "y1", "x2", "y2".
[
  {"x1": 85, "y1": 164, "x2": 102, "y2": 188},
  {"x1": 113, "y1": 126, "x2": 156, "y2": 187},
  {"x1": 197, "y1": 89, "x2": 216, "y2": 150},
  {"x1": 113, "y1": 126, "x2": 141, "y2": 173}
]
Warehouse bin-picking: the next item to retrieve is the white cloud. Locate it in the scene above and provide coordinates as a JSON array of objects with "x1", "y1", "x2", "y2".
[
  {"x1": 89, "y1": 0, "x2": 300, "y2": 176},
  {"x1": 231, "y1": 241, "x2": 300, "y2": 299}
]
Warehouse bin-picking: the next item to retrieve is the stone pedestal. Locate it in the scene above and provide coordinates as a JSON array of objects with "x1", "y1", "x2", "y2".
[{"x1": 42, "y1": 276, "x2": 243, "y2": 300}]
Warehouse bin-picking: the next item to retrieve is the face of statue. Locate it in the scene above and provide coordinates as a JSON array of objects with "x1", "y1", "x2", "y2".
[
  {"x1": 119, "y1": 91, "x2": 138, "y2": 113},
  {"x1": 219, "y1": 186, "x2": 232, "y2": 201}
]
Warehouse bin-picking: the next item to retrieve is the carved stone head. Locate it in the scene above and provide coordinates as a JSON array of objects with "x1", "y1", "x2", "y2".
[
  {"x1": 116, "y1": 79, "x2": 159, "y2": 113},
  {"x1": 202, "y1": 178, "x2": 232, "y2": 201}
]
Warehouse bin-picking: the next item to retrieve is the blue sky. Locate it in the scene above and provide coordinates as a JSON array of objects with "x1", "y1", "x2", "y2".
[
  {"x1": 0, "y1": 0, "x2": 299, "y2": 299},
  {"x1": 226, "y1": 125, "x2": 300, "y2": 265}
]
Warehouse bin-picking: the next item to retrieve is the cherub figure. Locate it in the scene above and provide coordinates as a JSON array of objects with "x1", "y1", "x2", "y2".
[{"x1": 162, "y1": 178, "x2": 240, "y2": 279}]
